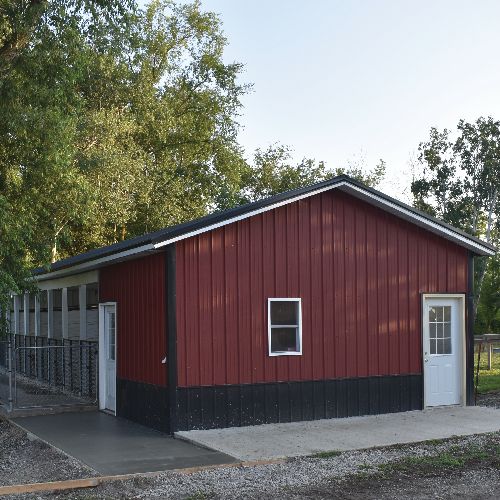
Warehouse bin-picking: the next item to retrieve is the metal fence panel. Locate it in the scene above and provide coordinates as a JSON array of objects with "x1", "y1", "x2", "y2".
[
  {"x1": 0, "y1": 335, "x2": 98, "y2": 410},
  {"x1": 0, "y1": 338, "x2": 12, "y2": 409}
]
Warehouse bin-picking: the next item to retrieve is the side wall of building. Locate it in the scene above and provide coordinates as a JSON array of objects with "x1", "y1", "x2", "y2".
[
  {"x1": 99, "y1": 252, "x2": 168, "y2": 431},
  {"x1": 174, "y1": 190, "x2": 468, "y2": 430}
]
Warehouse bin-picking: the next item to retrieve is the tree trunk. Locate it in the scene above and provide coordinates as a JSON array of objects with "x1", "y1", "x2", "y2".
[
  {"x1": 51, "y1": 241, "x2": 57, "y2": 263},
  {"x1": 473, "y1": 188, "x2": 498, "y2": 316}
]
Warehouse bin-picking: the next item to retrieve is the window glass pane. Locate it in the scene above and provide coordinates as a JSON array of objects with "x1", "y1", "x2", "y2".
[
  {"x1": 443, "y1": 306, "x2": 451, "y2": 322},
  {"x1": 429, "y1": 307, "x2": 437, "y2": 322},
  {"x1": 271, "y1": 327, "x2": 298, "y2": 353},
  {"x1": 108, "y1": 312, "x2": 116, "y2": 361},
  {"x1": 435, "y1": 306, "x2": 443, "y2": 322},
  {"x1": 443, "y1": 322, "x2": 451, "y2": 338},
  {"x1": 429, "y1": 323, "x2": 437, "y2": 340},
  {"x1": 443, "y1": 338, "x2": 452, "y2": 354},
  {"x1": 430, "y1": 338, "x2": 436, "y2": 355},
  {"x1": 436, "y1": 323, "x2": 444, "y2": 339},
  {"x1": 271, "y1": 301, "x2": 297, "y2": 325},
  {"x1": 436, "y1": 338, "x2": 444, "y2": 354}
]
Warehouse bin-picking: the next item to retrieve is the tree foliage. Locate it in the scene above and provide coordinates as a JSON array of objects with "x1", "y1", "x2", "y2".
[
  {"x1": 411, "y1": 117, "x2": 500, "y2": 329},
  {"x1": 241, "y1": 144, "x2": 386, "y2": 203},
  {"x1": 0, "y1": 0, "x2": 387, "y2": 333},
  {"x1": 0, "y1": 0, "x2": 249, "y2": 261}
]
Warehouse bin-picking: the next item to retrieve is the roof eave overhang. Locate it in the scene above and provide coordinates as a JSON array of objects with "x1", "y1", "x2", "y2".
[
  {"x1": 34, "y1": 243, "x2": 157, "y2": 282},
  {"x1": 151, "y1": 180, "x2": 495, "y2": 257},
  {"x1": 34, "y1": 178, "x2": 496, "y2": 282},
  {"x1": 336, "y1": 183, "x2": 496, "y2": 257}
]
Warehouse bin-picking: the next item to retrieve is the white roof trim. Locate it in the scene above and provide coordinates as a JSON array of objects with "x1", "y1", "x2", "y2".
[
  {"x1": 36, "y1": 179, "x2": 495, "y2": 281},
  {"x1": 153, "y1": 182, "x2": 339, "y2": 249},
  {"x1": 35, "y1": 243, "x2": 155, "y2": 282},
  {"x1": 339, "y1": 184, "x2": 495, "y2": 256},
  {"x1": 153, "y1": 181, "x2": 495, "y2": 257},
  {"x1": 37, "y1": 270, "x2": 99, "y2": 290}
]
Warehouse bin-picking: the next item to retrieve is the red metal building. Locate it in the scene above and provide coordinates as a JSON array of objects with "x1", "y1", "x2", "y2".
[{"x1": 34, "y1": 176, "x2": 496, "y2": 432}]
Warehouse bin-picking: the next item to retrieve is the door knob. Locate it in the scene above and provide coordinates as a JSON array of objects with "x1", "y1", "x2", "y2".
[{"x1": 424, "y1": 358, "x2": 429, "y2": 363}]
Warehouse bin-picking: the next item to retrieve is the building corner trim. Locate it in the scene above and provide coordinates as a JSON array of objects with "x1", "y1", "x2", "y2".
[{"x1": 466, "y1": 252, "x2": 475, "y2": 405}]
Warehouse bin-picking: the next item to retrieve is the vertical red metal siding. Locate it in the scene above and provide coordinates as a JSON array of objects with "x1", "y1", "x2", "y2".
[
  {"x1": 176, "y1": 190, "x2": 469, "y2": 387},
  {"x1": 99, "y1": 253, "x2": 166, "y2": 387}
]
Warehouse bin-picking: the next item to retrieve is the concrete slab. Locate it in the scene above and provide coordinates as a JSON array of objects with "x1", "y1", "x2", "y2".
[
  {"x1": 176, "y1": 406, "x2": 500, "y2": 461},
  {"x1": 13, "y1": 412, "x2": 237, "y2": 475}
]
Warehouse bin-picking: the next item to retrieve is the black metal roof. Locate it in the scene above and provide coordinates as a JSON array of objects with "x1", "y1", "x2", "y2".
[{"x1": 34, "y1": 175, "x2": 496, "y2": 277}]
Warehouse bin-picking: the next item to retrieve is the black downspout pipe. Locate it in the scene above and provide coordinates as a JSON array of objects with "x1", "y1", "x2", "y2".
[
  {"x1": 466, "y1": 252, "x2": 475, "y2": 405},
  {"x1": 166, "y1": 244, "x2": 178, "y2": 434}
]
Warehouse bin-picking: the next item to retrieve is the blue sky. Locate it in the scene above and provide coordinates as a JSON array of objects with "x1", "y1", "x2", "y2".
[{"x1": 152, "y1": 1, "x2": 500, "y2": 200}]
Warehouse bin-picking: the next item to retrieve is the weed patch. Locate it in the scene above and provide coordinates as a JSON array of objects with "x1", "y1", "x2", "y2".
[
  {"x1": 378, "y1": 443, "x2": 500, "y2": 476},
  {"x1": 310, "y1": 450, "x2": 342, "y2": 459}
]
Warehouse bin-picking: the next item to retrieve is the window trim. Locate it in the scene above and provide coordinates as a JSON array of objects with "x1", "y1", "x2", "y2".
[{"x1": 267, "y1": 298, "x2": 302, "y2": 357}]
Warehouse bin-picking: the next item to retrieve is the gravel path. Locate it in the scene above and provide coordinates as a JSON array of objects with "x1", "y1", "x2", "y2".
[
  {"x1": 477, "y1": 390, "x2": 500, "y2": 409},
  {"x1": 3, "y1": 395, "x2": 500, "y2": 499},
  {"x1": 9, "y1": 431, "x2": 500, "y2": 499},
  {"x1": 0, "y1": 417, "x2": 96, "y2": 487}
]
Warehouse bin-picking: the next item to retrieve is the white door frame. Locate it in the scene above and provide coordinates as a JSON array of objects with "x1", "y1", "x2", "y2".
[
  {"x1": 422, "y1": 293, "x2": 466, "y2": 408},
  {"x1": 99, "y1": 302, "x2": 117, "y2": 415}
]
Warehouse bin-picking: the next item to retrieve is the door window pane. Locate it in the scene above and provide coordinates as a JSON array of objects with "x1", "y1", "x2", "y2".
[
  {"x1": 108, "y1": 312, "x2": 116, "y2": 361},
  {"x1": 443, "y1": 338, "x2": 451, "y2": 353},
  {"x1": 430, "y1": 339, "x2": 436, "y2": 355},
  {"x1": 428, "y1": 305, "x2": 452, "y2": 355},
  {"x1": 429, "y1": 307, "x2": 437, "y2": 322},
  {"x1": 444, "y1": 307, "x2": 451, "y2": 322}
]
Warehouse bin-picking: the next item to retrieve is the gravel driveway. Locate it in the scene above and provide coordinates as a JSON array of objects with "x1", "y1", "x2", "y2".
[
  {"x1": 3, "y1": 393, "x2": 500, "y2": 499},
  {"x1": 5, "y1": 431, "x2": 500, "y2": 499},
  {"x1": 0, "y1": 417, "x2": 95, "y2": 487}
]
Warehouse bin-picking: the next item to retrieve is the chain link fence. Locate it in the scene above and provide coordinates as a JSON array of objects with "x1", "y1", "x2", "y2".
[{"x1": 0, "y1": 335, "x2": 98, "y2": 410}]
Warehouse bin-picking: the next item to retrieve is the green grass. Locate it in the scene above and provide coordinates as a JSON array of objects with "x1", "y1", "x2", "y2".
[
  {"x1": 185, "y1": 493, "x2": 213, "y2": 500},
  {"x1": 475, "y1": 350, "x2": 500, "y2": 394},
  {"x1": 377, "y1": 444, "x2": 499, "y2": 475},
  {"x1": 310, "y1": 450, "x2": 343, "y2": 459}
]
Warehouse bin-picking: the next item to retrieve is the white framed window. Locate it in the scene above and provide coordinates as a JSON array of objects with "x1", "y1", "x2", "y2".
[{"x1": 268, "y1": 298, "x2": 302, "y2": 356}]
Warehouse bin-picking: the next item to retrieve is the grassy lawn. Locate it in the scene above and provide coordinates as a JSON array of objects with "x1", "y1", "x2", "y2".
[{"x1": 475, "y1": 349, "x2": 500, "y2": 394}]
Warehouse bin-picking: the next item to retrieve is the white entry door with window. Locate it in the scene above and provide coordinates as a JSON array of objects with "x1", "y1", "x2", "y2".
[
  {"x1": 422, "y1": 295, "x2": 465, "y2": 407},
  {"x1": 99, "y1": 303, "x2": 117, "y2": 414}
]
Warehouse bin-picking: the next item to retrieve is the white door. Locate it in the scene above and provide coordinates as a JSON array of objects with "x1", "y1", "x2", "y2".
[
  {"x1": 423, "y1": 296, "x2": 464, "y2": 407},
  {"x1": 100, "y1": 304, "x2": 116, "y2": 413}
]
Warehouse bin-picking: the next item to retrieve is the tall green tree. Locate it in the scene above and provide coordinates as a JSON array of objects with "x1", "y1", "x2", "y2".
[
  {"x1": 0, "y1": 0, "x2": 133, "y2": 74},
  {"x1": 0, "y1": 0, "x2": 251, "y2": 318},
  {"x1": 411, "y1": 117, "x2": 500, "y2": 324},
  {"x1": 0, "y1": 0, "x2": 249, "y2": 261},
  {"x1": 0, "y1": 195, "x2": 36, "y2": 336},
  {"x1": 475, "y1": 254, "x2": 500, "y2": 333},
  {"x1": 240, "y1": 144, "x2": 386, "y2": 203},
  {"x1": 0, "y1": 0, "x2": 387, "y2": 327}
]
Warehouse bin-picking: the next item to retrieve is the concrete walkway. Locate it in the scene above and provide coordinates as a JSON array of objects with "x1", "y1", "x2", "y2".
[
  {"x1": 13, "y1": 412, "x2": 236, "y2": 475},
  {"x1": 176, "y1": 406, "x2": 500, "y2": 461}
]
